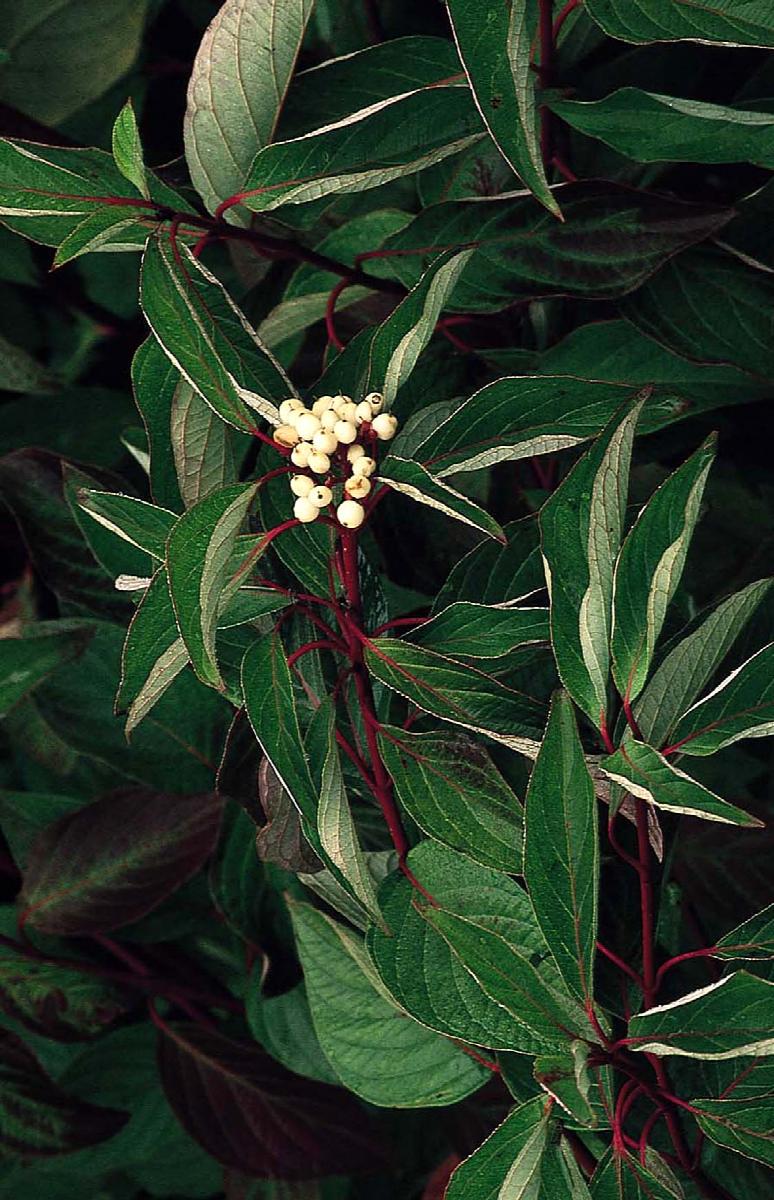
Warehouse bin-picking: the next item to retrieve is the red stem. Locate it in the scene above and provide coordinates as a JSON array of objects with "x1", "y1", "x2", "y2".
[
  {"x1": 553, "y1": 0, "x2": 582, "y2": 40},
  {"x1": 596, "y1": 940, "x2": 645, "y2": 991},
  {"x1": 654, "y1": 946, "x2": 719, "y2": 990}
]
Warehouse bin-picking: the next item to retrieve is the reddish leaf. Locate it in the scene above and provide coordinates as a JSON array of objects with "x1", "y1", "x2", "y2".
[
  {"x1": 423, "y1": 1153, "x2": 462, "y2": 1199},
  {"x1": 19, "y1": 788, "x2": 223, "y2": 935},
  {"x1": 0, "y1": 1029, "x2": 128, "y2": 1156},
  {"x1": 156, "y1": 1020, "x2": 386, "y2": 1178},
  {"x1": 0, "y1": 940, "x2": 130, "y2": 1042},
  {"x1": 256, "y1": 758, "x2": 322, "y2": 874}
]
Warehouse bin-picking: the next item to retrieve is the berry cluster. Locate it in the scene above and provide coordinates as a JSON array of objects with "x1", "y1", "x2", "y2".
[{"x1": 273, "y1": 392, "x2": 398, "y2": 529}]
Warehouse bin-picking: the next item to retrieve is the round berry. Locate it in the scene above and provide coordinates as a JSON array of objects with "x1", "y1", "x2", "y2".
[
  {"x1": 309, "y1": 485, "x2": 333, "y2": 508},
  {"x1": 296, "y1": 412, "x2": 321, "y2": 441},
  {"x1": 355, "y1": 401, "x2": 373, "y2": 425},
  {"x1": 332, "y1": 393, "x2": 351, "y2": 414},
  {"x1": 334, "y1": 419, "x2": 357, "y2": 445},
  {"x1": 338, "y1": 401, "x2": 358, "y2": 423},
  {"x1": 364, "y1": 391, "x2": 384, "y2": 414},
  {"x1": 337, "y1": 499, "x2": 365, "y2": 529},
  {"x1": 320, "y1": 409, "x2": 338, "y2": 431},
  {"x1": 352, "y1": 455, "x2": 376, "y2": 478},
  {"x1": 345, "y1": 475, "x2": 371, "y2": 499},
  {"x1": 279, "y1": 398, "x2": 302, "y2": 424},
  {"x1": 293, "y1": 496, "x2": 319, "y2": 523},
  {"x1": 371, "y1": 413, "x2": 398, "y2": 441},
  {"x1": 291, "y1": 442, "x2": 311, "y2": 468},
  {"x1": 290, "y1": 474, "x2": 314, "y2": 498},
  {"x1": 308, "y1": 450, "x2": 331, "y2": 474},
  {"x1": 312, "y1": 430, "x2": 338, "y2": 455},
  {"x1": 347, "y1": 443, "x2": 366, "y2": 463},
  {"x1": 312, "y1": 395, "x2": 335, "y2": 416},
  {"x1": 274, "y1": 424, "x2": 300, "y2": 448}
]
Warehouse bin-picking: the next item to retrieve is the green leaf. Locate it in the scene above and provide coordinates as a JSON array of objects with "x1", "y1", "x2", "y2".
[
  {"x1": 435, "y1": 517, "x2": 544, "y2": 610},
  {"x1": 407, "y1": 602, "x2": 549, "y2": 660},
  {"x1": 111, "y1": 99, "x2": 148, "y2": 199},
  {"x1": 633, "y1": 579, "x2": 773, "y2": 748},
  {"x1": 549, "y1": 90, "x2": 774, "y2": 169},
  {"x1": 131, "y1": 337, "x2": 184, "y2": 511},
  {"x1": 52, "y1": 204, "x2": 156, "y2": 267},
  {"x1": 140, "y1": 232, "x2": 294, "y2": 430},
  {"x1": 666, "y1": 642, "x2": 774, "y2": 756},
  {"x1": 447, "y1": 0, "x2": 558, "y2": 216},
  {"x1": 365, "y1": 248, "x2": 474, "y2": 406},
  {"x1": 540, "y1": 401, "x2": 642, "y2": 726},
  {"x1": 444, "y1": 1096, "x2": 554, "y2": 1199},
  {"x1": 366, "y1": 840, "x2": 578, "y2": 1051},
  {"x1": 534, "y1": 1042, "x2": 609, "y2": 1128},
  {"x1": 0, "y1": 940, "x2": 128, "y2": 1042},
  {"x1": 423, "y1": 906, "x2": 593, "y2": 1051},
  {"x1": 0, "y1": 625, "x2": 94, "y2": 718},
  {"x1": 255, "y1": 457, "x2": 331, "y2": 596},
  {"x1": 379, "y1": 184, "x2": 731, "y2": 313},
  {"x1": 690, "y1": 1094, "x2": 774, "y2": 1169},
  {"x1": 184, "y1": 0, "x2": 315, "y2": 218},
  {"x1": 627, "y1": 972, "x2": 774, "y2": 1059},
  {"x1": 525, "y1": 691, "x2": 598, "y2": 1003},
  {"x1": 240, "y1": 85, "x2": 484, "y2": 212},
  {"x1": 117, "y1": 568, "x2": 188, "y2": 732},
  {"x1": 76, "y1": 489, "x2": 177, "y2": 560},
  {"x1": 0, "y1": 1, "x2": 147, "y2": 125},
  {"x1": 0, "y1": 334, "x2": 56, "y2": 394},
  {"x1": 209, "y1": 800, "x2": 264, "y2": 944},
  {"x1": 611, "y1": 436, "x2": 716, "y2": 703},
  {"x1": 364, "y1": 637, "x2": 545, "y2": 752},
  {"x1": 166, "y1": 482, "x2": 258, "y2": 689},
  {"x1": 378, "y1": 457, "x2": 505, "y2": 541},
  {"x1": 378, "y1": 726, "x2": 524, "y2": 872},
  {"x1": 289, "y1": 901, "x2": 488, "y2": 1107},
  {"x1": 716, "y1": 904, "x2": 774, "y2": 961},
  {"x1": 590, "y1": 1147, "x2": 685, "y2": 1200},
  {"x1": 585, "y1": 0, "x2": 774, "y2": 48},
  {"x1": 621, "y1": 247, "x2": 774, "y2": 378},
  {"x1": 247, "y1": 979, "x2": 338, "y2": 1085},
  {"x1": 600, "y1": 740, "x2": 762, "y2": 827},
  {"x1": 171, "y1": 378, "x2": 241, "y2": 507}
]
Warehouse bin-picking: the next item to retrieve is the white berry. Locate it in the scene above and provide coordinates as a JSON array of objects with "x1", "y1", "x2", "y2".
[
  {"x1": 337, "y1": 499, "x2": 365, "y2": 529},
  {"x1": 279, "y1": 398, "x2": 302, "y2": 423},
  {"x1": 355, "y1": 401, "x2": 373, "y2": 425},
  {"x1": 290, "y1": 474, "x2": 314, "y2": 498},
  {"x1": 296, "y1": 412, "x2": 321, "y2": 441},
  {"x1": 320, "y1": 409, "x2": 338, "y2": 431},
  {"x1": 371, "y1": 413, "x2": 398, "y2": 441},
  {"x1": 308, "y1": 450, "x2": 331, "y2": 474},
  {"x1": 312, "y1": 395, "x2": 335, "y2": 415},
  {"x1": 352, "y1": 455, "x2": 376, "y2": 478},
  {"x1": 309, "y1": 485, "x2": 333, "y2": 508},
  {"x1": 339, "y1": 401, "x2": 358, "y2": 423},
  {"x1": 274, "y1": 424, "x2": 300, "y2": 448},
  {"x1": 345, "y1": 475, "x2": 371, "y2": 499},
  {"x1": 334, "y1": 419, "x2": 357, "y2": 445},
  {"x1": 293, "y1": 497, "x2": 319, "y2": 523},
  {"x1": 291, "y1": 442, "x2": 311, "y2": 468},
  {"x1": 365, "y1": 391, "x2": 384, "y2": 414},
  {"x1": 312, "y1": 430, "x2": 338, "y2": 455},
  {"x1": 332, "y1": 394, "x2": 351, "y2": 414},
  {"x1": 347, "y1": 443, "x2": 366, "y2": 463}
]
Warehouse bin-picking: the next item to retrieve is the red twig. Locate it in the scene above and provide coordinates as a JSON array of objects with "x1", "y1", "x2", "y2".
[
  {"x1": 597, "y1": 940, "x2": 645, "y2": 991},
  {"x1": 553, "y1": 0, "x2": 582, "y2": 41},
  {"x1": 654, "y1": 946, "x2": 719, "y2": 991}
]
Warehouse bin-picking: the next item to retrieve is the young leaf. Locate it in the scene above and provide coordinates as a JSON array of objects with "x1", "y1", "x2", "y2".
[
  {"x1": 155, "y1": 1021, "x2": 385, "y2": 1177},
  {"x1": 240, "y1": 86, "x2": 484, "y2": 212},
  {"x1": 378, "y1": 726, "x2": 524, "y2": 872},
  {"x1": 627, "y1": 972, "x2": 774, "y2": 1059},
  {"x1": 600, "y1": 740, "x2": 762, "y2": 827},
  {"x1": 611, "y1": 436, "x2": 716, "y2": 704},
  {"x1": 406, "y1": 602, "x2": 549, "y2": 660},
  {"x1": 184, "y1": 0, "x2": 315, "y2": 218},
  {"x1": 446, "y1": 0, "x2": 559, "y2": 215},
  {"x1": 111, "y1": 99, "x2": 149, "y2": 199},
  {"x1": 166, "y1": 482, "x2": 258, "y2": 689},
  {"x1": 18, "y1": 787, "x2": 223, "y2": 935},
  {"x1": 377, "y1": 457, "x2": 505, "y2": 541},
  {"x1": 364, "y1": 248, "x2": 474, "y2": 406},
  {"x1": 524, "y1": 691, "x2": 599, "y2": 1003},
  {"x1": 715, "y1": 903, "x2": 774, "y2": 961},
  {"x1": 289, "y1": 901, "x2": 488, "y2": 1107},
  {"x1": 0, "y1": 1030, "x2": 128, "y2": 1156},
  {"x1": 366, "y1": 840, "x2": 571, "y2": 1051},
  {"x1": 549, "y1": 90, "x2": 774, "y2": 169},
  {"x1": 77, "y1": 490, "x2": 177, "y2": 560},
  {"x1": 584, "y1": 0, "x2": 774, "y2": 48},
  {"x1": 633, "y1": 579, "x2": 773, "y2": 748},
  {"x1": 689, "y1": 1095, "x2": 774, "y2": 1169},
  {"x1": 444, "y1": 1096, "x2": 554, "y2": 1199},
  {"x1": 540, "y1": 401, "x2": 642, "y2": 726},
  {"x1": 364, "y1": 637, "x2": 545, "y2": 752},
  {"x1": 666, "y1": 642, "x2": 774, "y2": 756},
  {"x1": 0, "y1": 941, "x2": 129, "y2": 1042},
  {"x1": 140, "y1": 233, "x2": 294, "y2": 430}
]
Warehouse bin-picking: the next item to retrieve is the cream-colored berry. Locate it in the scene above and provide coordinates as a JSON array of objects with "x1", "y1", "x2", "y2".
[
  {"x1": 334, "y1": 419, "x2": 357, "y2": 445},
  {"x1": 291, "y1": 442, "x2": 311, "y2": 468},
  {"x1": 309, "y1": 485, "x2": 333, "y2": 508},
  {"x1": 371, "y1": 412, "x2": 398, "y2": 441},
  {"x1": 332, "y1": 393, "x2": 351, "y2": 414},
  {"x1": 355, "y1": 401, "x2": 373, "y2": 425},
  {"x1": 279, "y1": 398, "x2": 302, "y2": 423},
  {"x1": 364, "y1": 391, "x2": 384, "y2": 414},
  {"x1": 338, "y1": 401, "x2": 358, "y2": 423},
  {"x1": 274, "y1": 424, "x2": 300, "y2": 448},
  {"x1": 347, "y1": 443, "x2": 366, "y2": 463},
  {"x1": 312, "y1": 430, "x2": 338, "y2": 455},
  {"x1": 295, "y1": 412, "x2": 321, "y2": 441},
  {"x1": 308, "y1": 450, "x2": 331, "y2": 475},
  {"x1": 312, "y1": 395, "x2": 335, "y2": 416},
  {"x1": 337, "y1": 499, "x2": 365, "y2": 529},
  {"x1": 352, "y1": 455, "x2": 376, "y2": 478},
  {"x1": 293, "y1": 496, "x2": 319, "y2": 523},
  {"x1": 320, "y1": 409, "x2": 338, "y2": 431},
  {"x1": 290, "y1": 474, "x2": 314, "y2": 498},
  {"x1": 345, "y1": 475, "x2": 372, "y2": 499}
]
